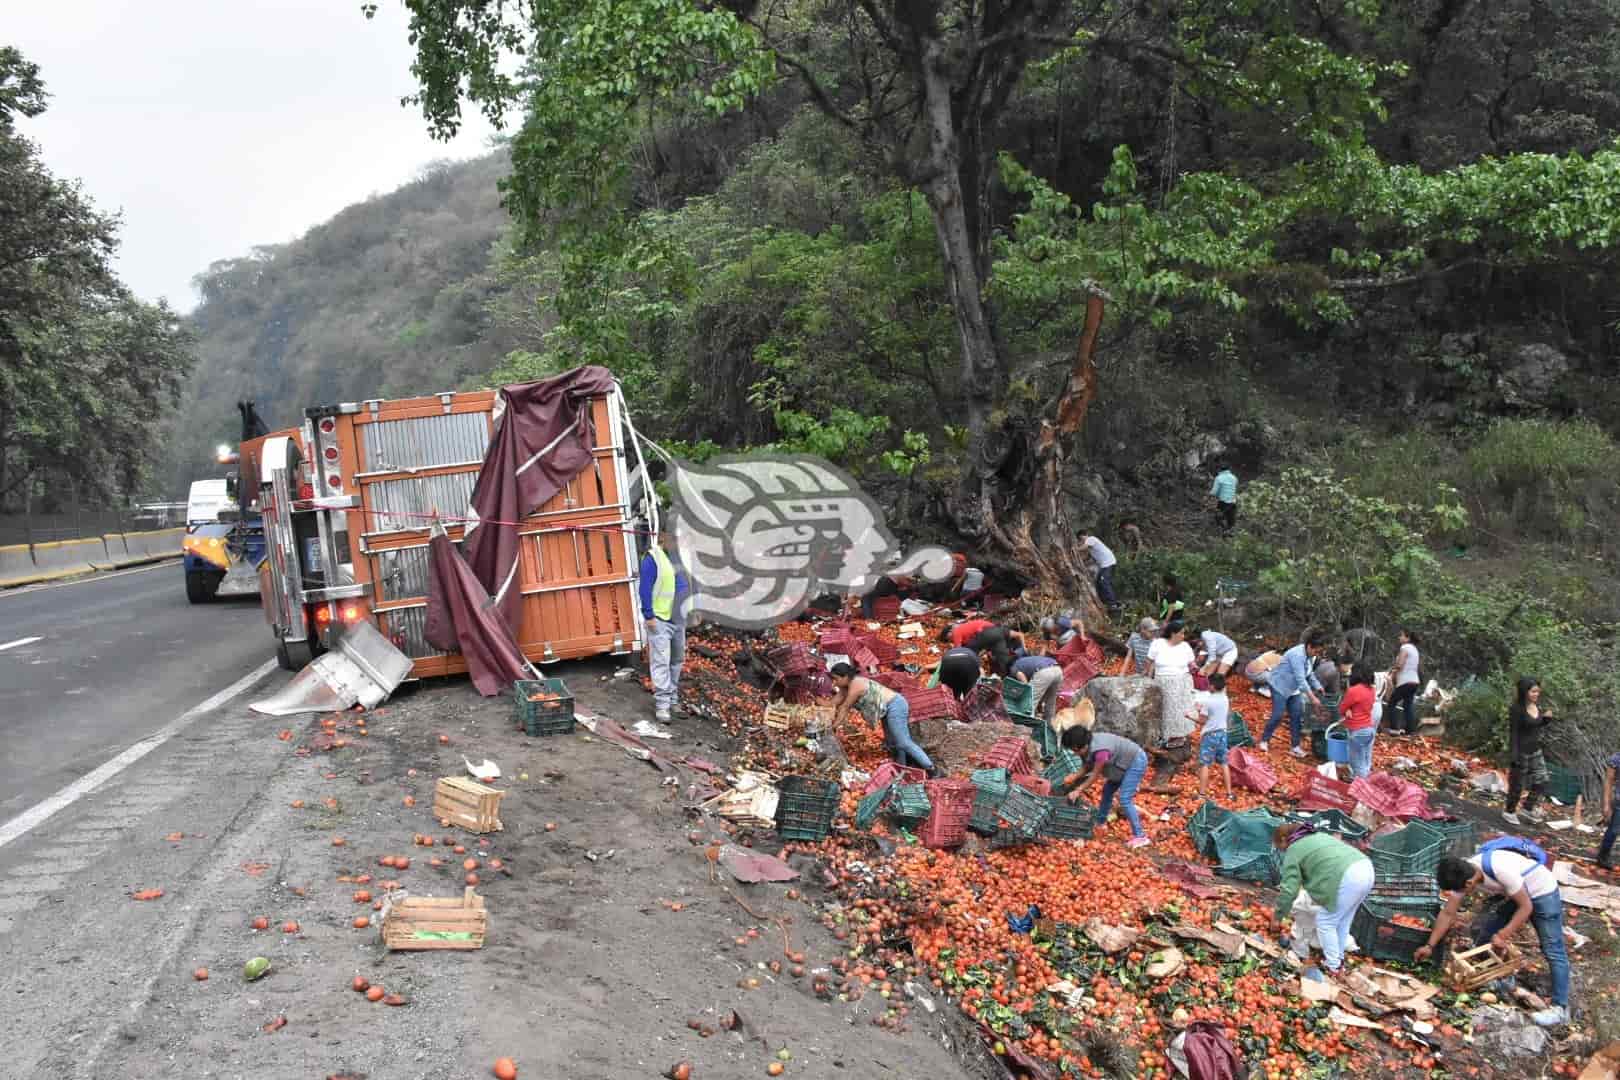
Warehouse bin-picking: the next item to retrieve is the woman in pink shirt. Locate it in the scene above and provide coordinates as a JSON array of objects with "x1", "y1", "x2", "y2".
[{"x1": 1338, "y1": 663, "x2": 1378, "y2": 778}]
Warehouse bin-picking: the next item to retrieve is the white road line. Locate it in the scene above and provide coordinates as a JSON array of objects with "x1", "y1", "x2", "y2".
[
  {"x1": 0, "y1": 658, "x2": 277, "y2": 850},
  {"x1": 0, "y1": 636, "x2": 41, "y2": 652}
]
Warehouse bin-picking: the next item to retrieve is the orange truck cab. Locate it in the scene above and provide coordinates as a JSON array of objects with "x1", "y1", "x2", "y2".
[{"x1": 255, "y1": 382, "x2": 651, "y2": 676}]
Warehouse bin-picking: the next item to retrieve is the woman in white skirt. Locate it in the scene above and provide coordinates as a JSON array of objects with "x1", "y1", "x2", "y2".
[{"x1": 1145, "y1": 620, "x2": 1197, "y2": 744}]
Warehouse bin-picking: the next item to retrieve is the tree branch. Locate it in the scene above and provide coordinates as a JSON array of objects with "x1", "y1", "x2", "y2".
[{"x1": 1328, "y1": 258, "x2": 1488, "y2": 291}]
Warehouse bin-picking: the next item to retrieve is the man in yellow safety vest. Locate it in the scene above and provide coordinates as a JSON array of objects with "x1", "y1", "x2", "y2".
[{"x1": 639, "y1": 527, "x2": 692, "y2": 722}]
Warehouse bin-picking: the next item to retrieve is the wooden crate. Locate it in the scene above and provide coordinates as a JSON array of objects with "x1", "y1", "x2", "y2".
[
  {"x1": 1444, "y1": 942, "x2": 1525, "y2": 991},
  {"x1": 382, "y1": 887, "x2": 487, "y2": 951},
  {"x1": 762, "y1": 702, "x2": 836, "y2": 733},
  {"x1": 433, "y1": 776, "x2": 504, "y2": 834}
]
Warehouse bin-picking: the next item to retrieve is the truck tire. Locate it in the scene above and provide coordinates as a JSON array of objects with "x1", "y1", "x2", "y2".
[
  {"x1": 276, "y1": 636, "x2": 315, "y2": 672},
  {"x1": 186, "y1": 569, "x2": 218, "y2": 604}
]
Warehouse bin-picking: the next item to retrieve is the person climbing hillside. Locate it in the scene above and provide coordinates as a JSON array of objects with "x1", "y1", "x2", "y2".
[
  {"x1": 1504, "y1": 676, "x2": 1557, "y2": 825},
  {"x1": 1209, "y1": 462, "x2": 1239, "y2": 533},
  {"x1": 1599, "y1": 750, "x2": 1620, "y2": 869},
  {"x1": 1076, "y1": 527, "x2": 1120, "y2": 610}
]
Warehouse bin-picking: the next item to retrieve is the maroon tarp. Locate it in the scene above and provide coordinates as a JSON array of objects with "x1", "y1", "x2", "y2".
[
  {"x1": 462, "y1": 366, "x2": 616, "y2": 632},
  {"x1": 423, "y1": 532, "x2": 532, "y2": 696}
]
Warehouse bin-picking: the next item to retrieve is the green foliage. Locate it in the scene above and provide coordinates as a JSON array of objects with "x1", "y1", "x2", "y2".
[
  {"x1": 0, "y1": 52, "x2": 194, "y2": 506},
  {"x1": 766, "y1": 408, "x2": 889, "y2": 468},
  {"x1": 1462, "y1": 418, "x2": 1620, "y2": 547},
  {"x1": 881, "y1": 431, "x2": 931, "y2": 479},
  {"x1": 1238, "y1": 467, "x2": 1466, "y2": 628}
]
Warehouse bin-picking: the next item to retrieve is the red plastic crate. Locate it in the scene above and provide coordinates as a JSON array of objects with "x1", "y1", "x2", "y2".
[
  {"x1": 873, "y1": 670, "x2": 920, "y2": 693},
  {"x1": 844, "y1": 640, "x2": 881, "y2": 674},
  {"x1": 858, "y1": 634, "x2": 900, "y2": 662},
  {"x1": 782, "y1": 670, "x2": 835, "y2": 703},
  {"x1": 1295, "y1": 770, "x2": 1358, "y2": 814},
  {"x1": 870, "y1": 596, "x2": 902, "y2": 620},
  {"x1": 978, "y1": 736, "x2": 1039, "y2": 777},
  {"x1": 768, "y1": 643, "x2": 824, "y2": 678},
  {"x1": 1060, "y1": 654, "x2": 1101, "y2": 693},
  {"x1": 1056, "y1": 636, "x2": 1104, "y2": 667},
  {"x1": 819, "y1": 626, "x2": 855, "y2": 653},
  {"x1": 904, "y1": 685, "x2": 961, "y2": 721},
  {"x1": 919, "y1": 779, "x2": 977, "y2": 848},
  {"x1": 865, "y1": 761, "x2": 927, "y2": 795},
  {"x1": 1013, "y1": 775, "x2": 1053, "y2": 796},
  {"x1": 962, "y1": 681, "x2": 1009, "y2": 725}
]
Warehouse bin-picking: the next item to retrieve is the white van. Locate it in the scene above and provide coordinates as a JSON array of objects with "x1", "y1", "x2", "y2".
[{"x1": 185, "y1": 479, "x2": 235, "y2": 528}]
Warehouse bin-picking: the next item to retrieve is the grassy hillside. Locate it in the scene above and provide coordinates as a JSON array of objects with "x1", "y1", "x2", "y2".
[{"x1": 161, "y1": 152, "x2": 517, "y2": 493}]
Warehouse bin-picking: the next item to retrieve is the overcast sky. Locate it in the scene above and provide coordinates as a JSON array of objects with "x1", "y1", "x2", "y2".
[{"x1": 10, "y1": 1, "x2": 498, "y2": 311}]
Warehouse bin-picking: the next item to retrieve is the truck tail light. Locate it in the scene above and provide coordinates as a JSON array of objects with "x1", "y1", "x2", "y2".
[
  {"x1": 314, "y1": 605, "x2": 332, "y2": 626},
  {"x1": 326, "y1": 472, "x2": 343, "y2": 491},
  {"x1": 339, "y1": 601, "x2": 368, "y2": 624},
  {"x1": 298, "y1": 482, "x2": 315, "y2": 501}
]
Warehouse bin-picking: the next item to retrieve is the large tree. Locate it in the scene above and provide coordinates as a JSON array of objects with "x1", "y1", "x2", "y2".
[
  {"x1": 0, "y1": 49, "x2": 194, "y2": 507},
  {"x1": 375, "y1": 0, "x2": 1614, "y2": 616}
]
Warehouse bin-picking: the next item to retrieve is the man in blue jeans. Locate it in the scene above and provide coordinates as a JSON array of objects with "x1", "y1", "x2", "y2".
[
  {"x1": 1076, "y1": 528, "x2": 1120, "y2": 610},
  {"x1": 1259, "y1": 631, "x2": 1326, "y2": 758},
  {"x1": 639, "y1": 528, "x2": 692, "y2": 723},
  {"x1": 1416, "y1": 852, "x2": 1570, "y2": 1027},
  {"x1": 1598, "y1": 751, "x2": 1620, "y2": 869}
]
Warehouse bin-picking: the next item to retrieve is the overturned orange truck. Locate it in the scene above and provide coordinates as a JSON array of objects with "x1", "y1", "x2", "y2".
[{"x1": 251, "y1": 373, "x2": 653, "y2": 675}]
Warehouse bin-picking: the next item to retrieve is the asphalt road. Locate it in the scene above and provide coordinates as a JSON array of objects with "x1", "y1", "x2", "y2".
[{"x1": 0, "y1": 562, "x2": 273, "y2": 818}]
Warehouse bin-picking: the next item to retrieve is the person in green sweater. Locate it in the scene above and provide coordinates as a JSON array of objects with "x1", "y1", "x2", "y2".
[{"x1": 1273, "y1": 824, "x2": 1376, "y2": 975}]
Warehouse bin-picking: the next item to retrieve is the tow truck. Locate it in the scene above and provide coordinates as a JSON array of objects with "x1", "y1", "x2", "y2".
[{"x1": 181, "y1": 404, "x2": 277, "y2": 603}]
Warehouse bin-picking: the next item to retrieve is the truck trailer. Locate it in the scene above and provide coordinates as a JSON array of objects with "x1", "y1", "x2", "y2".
[{"x1": 254, "y1": 379, "x2": 653, "y2": 677}]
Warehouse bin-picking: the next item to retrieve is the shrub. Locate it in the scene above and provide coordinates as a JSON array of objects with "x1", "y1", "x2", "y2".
[{"x1": 1462, "y1": 418, "x2": 1620, "y2": 551}]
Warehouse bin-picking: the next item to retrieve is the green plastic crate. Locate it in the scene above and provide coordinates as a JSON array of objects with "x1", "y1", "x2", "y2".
[
  {"x1": 995, "y1": 785, "x2": 1053, "y2": 839},
  {"x1": 968, "y1": 789, "x2": 1006, "y2": 836},
  {"x1": 890, "y1": 783, "x2": 932, "y2": 821},
  {"x1": 970, "y1": 768, "x2": 1013, "y2": 798},
  {"x1": 1043, "y1": 749, "x2": 1086, "y2": 789},
  {"x1": 1226, "y1": 713, "x2": 1254, "y2": 749},
  {"x1": 513, "y1": 677, "x2": 576, "y2": 736},
  {"x1": 1283, "y1": 808, "x2": 1369, "y2": 843},
  {"x1": 1352, "y1": 897, "x2": 1442, "y2": 963},
  {"x1": 1425, "y1": 817, "x2": 1476, "y2": 857},
  {"x1": 1040, "y1": 798, "x2": 1096, "y2": 840},
  {"x1": 1367, "y1": 822, "x2": 1448, "y2": 878},
  {"x1": 1188, "y1": 800, "x2": 1235, "y2": 859},
  {"x1": 1547, "y1": 764, "x2": 1586, "y2": 806},
  {"x1": 1001, "y1": 678, "x2": 1036, "y2": 719},
  {"x1": 855, "y1": 783, "x2": 894, "y2": 829},
  {"x1": 1210, "y1": 809, "x2": 1287, "y2": 884},
  {"x1": 775, "y1": 775, "x2": 841, "y2": 841}
]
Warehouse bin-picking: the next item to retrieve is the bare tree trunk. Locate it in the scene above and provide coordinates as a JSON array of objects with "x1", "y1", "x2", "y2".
[{"x1": 916, "y1": 50, "x2": 1105, "y2": 624}]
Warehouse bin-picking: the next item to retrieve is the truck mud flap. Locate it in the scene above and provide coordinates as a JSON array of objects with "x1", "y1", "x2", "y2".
[
  {"x1": 215, "y1": 557, "x2": 263, "y2": 598},
  {"x1": 250, "y1": 620, "x2": 414, "y2": 716}
]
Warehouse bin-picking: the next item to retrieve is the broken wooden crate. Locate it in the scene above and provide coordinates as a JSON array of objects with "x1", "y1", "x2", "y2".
[
  {"x1": 433, "y1": 776, "x2": 505, "y2": 834},
  {"x1": 1444, "y1": 942, "x2": 1526, "y2": 991},
  {"x1": 382, "y1": 887, "x2": 487, "y2": 951}
]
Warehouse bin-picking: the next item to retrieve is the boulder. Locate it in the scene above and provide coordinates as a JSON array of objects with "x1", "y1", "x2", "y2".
[
  {"x1": 1083, "y1": 676, "x2": 1164, "y2": 747},
  {"x1": 1497, "y1": 343, "x2": 1571, "y2": 407},
  {"x1": 1469, "y1": 1005, "x2": 1550, "y2": 1059}
]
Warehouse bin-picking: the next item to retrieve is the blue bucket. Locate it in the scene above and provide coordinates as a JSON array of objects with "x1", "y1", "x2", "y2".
[{"x1": 1325, "y1": 722, "x2": 1350, "y2": 764}]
